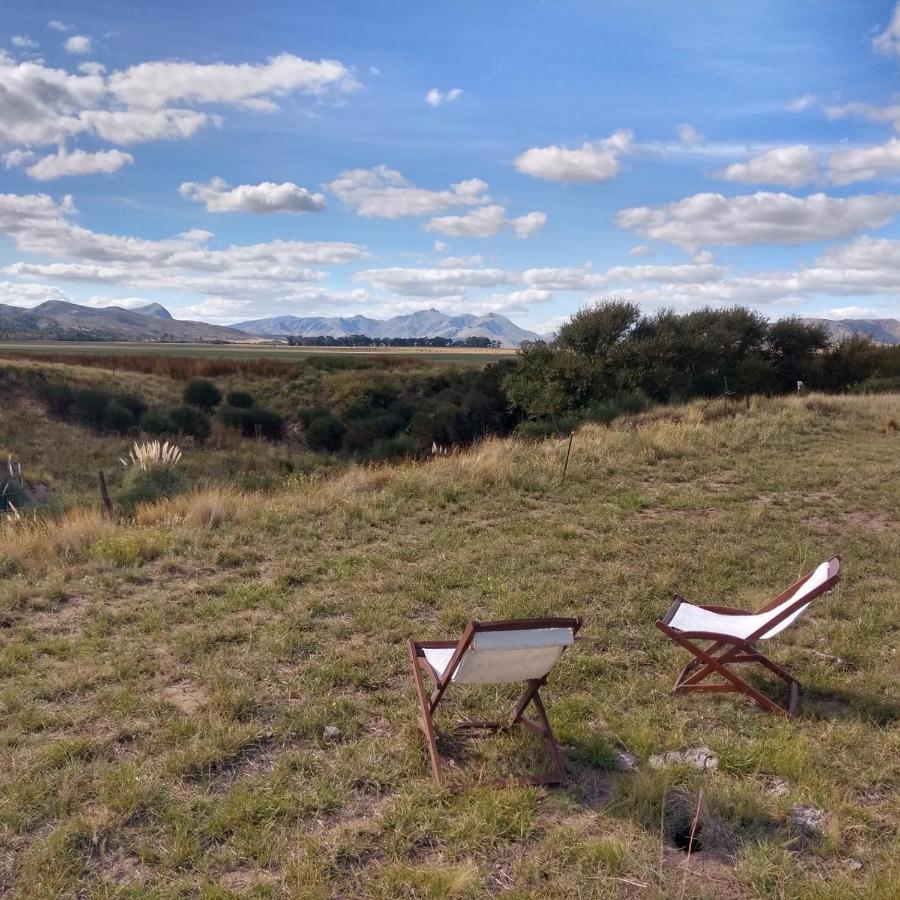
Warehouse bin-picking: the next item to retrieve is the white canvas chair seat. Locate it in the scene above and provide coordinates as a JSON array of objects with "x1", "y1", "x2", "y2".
[
  {"x1": 667, "y1": 560, "x2": 832, "y2": 640},
  {"x1": 657, "y1": 556, "x2": 841, "y2": 717},
  {"x1": 423, "y1": 627, "x2": 574, "y2": 684},
  {"x1": 408, "y1": 617, "x2": 582, "y2": 785}
]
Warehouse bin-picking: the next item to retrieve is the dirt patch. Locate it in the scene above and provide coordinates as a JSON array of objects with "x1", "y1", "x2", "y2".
[
  {"x1": 96, "y1": 850, "x2": 149, "y2": 887},
  {"x1": 29, "y1": 592, "x2": 85, "y2": 629},
  {"x1": 219, "y1": 869, "x2": 279, "y2": 891},
  {"x1": 806, "y1": 511, "x2": 893, "y2": 535},
  {"x1": 755, "y1": 489, "x2": 839, "y2": 507},
  {"x1": 660, "y1": 847, "x2": 748, "y2": 899},
  {"x1": 161, "y1": 680, "x2": 208, "y2": 714},
  {"x1": 638, "y1": 507, "x2": 724, "y2": 522}
]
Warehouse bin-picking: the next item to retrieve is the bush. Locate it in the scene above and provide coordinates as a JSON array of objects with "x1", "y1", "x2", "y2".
[
  {"x1": 1, "y1": 476, "x2": 28, "y2": 511},
  {"x1": 225, "y1": 390, "x2": 254, "y2": 409},
  {"x1": 141, "y1": 407, "x2": 176, "y2": 435},
  {"x1": 850, "y1": 375, "x2": 900, "y2": 394},
  {"x1": 220, "y1": 405, "x2": 284, "y2": 440},
  {"x1": 102, "y1": 401, "x2": 137, "y2": 434},
  {"x1": 120, "y1": 467, "x2": 185, "y2": 508},
  {"x1": 167, "y1": 405, "x2": 212, "y2": 441},
  {"x1": 584, "y1": 390, "x2": 650, "y2": 425},
  {"x1": 304, "y1": 413, "x2": 346, "y2": 452},
  {"x1": 35, "y1": 381, "x2": 74, "y2": 416},
  {"x1": 71, "y1": 387, "x2": 114, "y2": 431},
  {"x1": 183, "y1": 378, "x2": 222, "y2": 411},
  {"x1": 118, "y1": 392, "x2": 148, "y2": 420}
]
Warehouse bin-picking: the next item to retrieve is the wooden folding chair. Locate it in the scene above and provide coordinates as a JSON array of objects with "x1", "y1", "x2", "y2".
[
  {"x1": 656, "y1": 556, "x2": 841, "y2": 717},
  {"x1": 408, "y1": 616, "x2": 582, "y2": 785}
]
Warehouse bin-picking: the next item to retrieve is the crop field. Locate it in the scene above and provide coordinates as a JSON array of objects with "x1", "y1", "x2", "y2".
[{"x1": 0, "y1": 358, "x2": 897, "y2": 898}]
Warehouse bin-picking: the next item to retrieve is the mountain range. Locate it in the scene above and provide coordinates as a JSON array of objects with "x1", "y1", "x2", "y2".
[
  {"x1": 0, "y1": 301, "x2": 251, "y2": 343},
  {"x1": 800, "y1": 318, "x2": 900, "y2": 345},
  {"x1": 0, "y1": 300, "x2": 897, "y2": 348},
  {"x1": 231, "y1": 309, "x2": 543, "y2": 346}
]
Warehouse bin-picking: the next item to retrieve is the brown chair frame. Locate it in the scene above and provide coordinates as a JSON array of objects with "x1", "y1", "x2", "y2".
[
  {"x1": 408, "y1": 616, "x2": 582, "y2": 786},
  {"x1": 656, "y1": 556, "x2": 841, "y2": 717}
]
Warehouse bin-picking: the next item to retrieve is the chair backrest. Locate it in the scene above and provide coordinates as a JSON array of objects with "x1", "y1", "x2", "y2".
[
  {"x1": 754, "y1": 557, "x2": 841, "y2": 639},
  {"x1": 450, "y1": 619, "x2": 580, "y2": 684}
]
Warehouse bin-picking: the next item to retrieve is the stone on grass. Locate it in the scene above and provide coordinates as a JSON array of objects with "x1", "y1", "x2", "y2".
[
  {"x1": 648, "y1": 746, "x2": 718, "y2": 772},
  {"x1": 323, "y1": 725, "x2": 341, "y2": 743},
  {"x1": 788, "y1": 804, "x2": 826, "y2": 835},
  {"x1": 611, "y1": 750, "x2": 640, "y2": 773}
]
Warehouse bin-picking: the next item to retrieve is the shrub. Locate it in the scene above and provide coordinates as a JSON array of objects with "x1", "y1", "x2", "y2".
[
  {"x1": 118, "y1": 392, "x2": 148, "y2": 420},
  {"x1": 225, "y1": 390, "x2": 254, "y2": 409},
  {"x1": 167, "y1": 405, "x2": 212, "y2": 441},
  {"x1": 304, "y1": 413, "x2": 346, "y2": 452},
  {"x1": 851, "y1": 375, "x2": 900, "y2": 394},
  {"x1": 120, "y1": 468, "x2": 185, "y2": 508},
  {"x1": 35, "y1": 381, "x2": 74, "y2": 416},
  {"x1": 182, "y1": 378, "x2": 222, "y2": 411},
  {"x1": 102, "y1": 401, "x2": 138, "y2": 434},
  {"x1": 220, "y1": 405, "x2": 284, "y2": 440},
  {"x1": 71, "y1": 387, "x2": 113, "y2": 430},
  {"x1": 141, "y1": 407, "x2": 175, "y2": 435},
  {"x1": 120, "y1": 440, "x2": 183, "y2": 471}
]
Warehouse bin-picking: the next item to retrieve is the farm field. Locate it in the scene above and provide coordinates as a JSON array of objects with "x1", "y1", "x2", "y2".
[
  {"x1": 0, "y1": 341, "x2": 512, "y2": 366},
  {"x1": 0, "y1": 364, "x2": 897, "y2": 897}
]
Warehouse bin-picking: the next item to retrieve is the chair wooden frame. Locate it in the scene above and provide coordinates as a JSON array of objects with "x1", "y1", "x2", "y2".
[
  {"x1": 408, "y1": 616, "x2": 582, "y2": 786},
  {"x1": 656, "y1": 557, "x2": 841, "y2": 717}
]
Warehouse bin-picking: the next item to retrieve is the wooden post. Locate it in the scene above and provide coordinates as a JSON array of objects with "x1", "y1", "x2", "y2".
[
  {"x1": 561, "y1": 430, "x2": 575, "y2": 484},
  {"x1": 97, "y1": 470, "x2": 113, "y2": 517}
]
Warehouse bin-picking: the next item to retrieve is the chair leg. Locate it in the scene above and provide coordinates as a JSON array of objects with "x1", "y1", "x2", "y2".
[
  {"x1": 660, "y1": 628, "x2": 795, "y2": 717},
  {"x1": 509, "y1": 680, "x2": 567, "y2": 784},
  {"x1": 407, "y1": 641, "x2": 443, "y2": 784}
]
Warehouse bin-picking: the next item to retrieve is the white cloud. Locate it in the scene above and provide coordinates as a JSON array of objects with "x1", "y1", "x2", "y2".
[
  {"x1": 514, "y1": 130, "x2": 633, "y2": 183},
  {"x1": 425, "y1": 204, "x2": 546, "y2": 239},
  {"x1": 439, "y1": 255, "x2": 484, "y2": 267},
  {"x1": 0, "y1": 280, "x2": 70, "y2": 307},
  {"x1": 78, "y1": 62, "x2": 106, "y2": 75},
  {"x1": 824, "y1": 101, "x2": 900, "y2": 132},
  {"x1": 433, "y1": 240, "x2": 449, "y2": 252},
  {"x1": 873, "y1": 2, "x2": 900, "y2": 58},
  {"x1": 827, "y1": 138, "x2": 900, "y2": 185},
  {"x1": 64, "y1": 35, "x2": 92, "y2": 55},
  {"x1": 107, "y1": 53, "x2": 356, "y2": 110},
  {"x1": 356, "y1": 266, "x2": 516, "y2": 297},
  {"x1": 522, "y1": 264, "x2": 604, "y2": 291},
  {"x1": 0, "y1": 192, "x2": 368, "y2": 305},
  {"x1": 179, "y1": 177, "x2": 326, "y2": 214},
  {"x1": 328, "y1": 166, "x2": 490, "y2": 218},
  {"x1": 2, "y1": 149, "x2": 35, "y2": 168},
  {"x1": 676, "y1": 123, "x2": 704, "y2": 147},
  {"x1": 425, "y1": 87, "x2": 463, "y2": 107},
  {"x1": 617, "y1": 191, "x2": 900, "y2": 250},
  {"x1": 714, "y1": 145, "x2": 820, "y2": 188},
  {"x1": 629, "y1": 244, "x2": 652, "y2": 257},
  {"x1": 11, "y1": 36, "x2": 38, "y2": 49},
  {"x1": 0, "y1": 52, "x2": 353, "y2": 151},
  {"x1": 786, "y1": 94, "x2": 816, "y2": 112},
  {"x1": 47, "y1": 21, "x2": 73, "y2": 32},
  {"x1": 818, "y1": 306, "x2": 879, "y2": 319},
  {"x1": 25, "y1": 147, "x2": 133, "y2": 180}
]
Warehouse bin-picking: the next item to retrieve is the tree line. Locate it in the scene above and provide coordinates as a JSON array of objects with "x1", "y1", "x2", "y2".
[
  {"x1": 503, "y1": 302, "x2": 900, "y2": 431},
  {"x1": 285, "y1": 334, "x2": 501, "y2": 348}
]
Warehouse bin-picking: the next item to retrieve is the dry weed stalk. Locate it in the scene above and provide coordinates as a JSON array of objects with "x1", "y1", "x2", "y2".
[{"x1": 120, "y1": 440, "x2": 183, "y2": 471}]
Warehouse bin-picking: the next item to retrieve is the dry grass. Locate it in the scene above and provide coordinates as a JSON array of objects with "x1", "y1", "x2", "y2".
[{"x1": 0, "y1": 391, "x2": 897, "y2": 897}]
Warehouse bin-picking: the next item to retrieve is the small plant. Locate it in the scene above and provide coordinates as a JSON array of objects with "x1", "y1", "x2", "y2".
[
  {"x1": 183, "y1": 378, "x2": 222, "y2": 411},
  {"x1": 168, "y1": 405, "x2": 212, "y2": 441},
  {"x1": 225, "y1": 390, "x2": 255, "y2": 409},
  {"x1": 120, "y1": 440, "x2": 183, "y2": 472}
]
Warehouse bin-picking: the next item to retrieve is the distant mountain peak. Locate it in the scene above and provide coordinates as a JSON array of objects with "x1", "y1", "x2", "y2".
[
  {"x1": 801, "y1": 317, "x2": 900, "y2": 345},
  {"x1": 134, "y1": 303, "x2": 173, "y2": 320},
  {"x1": 231, "y1": 309, "x2": 543, "y2": 346}
]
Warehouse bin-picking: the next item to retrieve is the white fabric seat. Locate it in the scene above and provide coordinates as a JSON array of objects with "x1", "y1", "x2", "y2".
[
  {"x1": 423, "y1": 627, "x2": 575, "y2": 684},
  {"x1": 667, "y1": 561, "x2": 831, "y2": 640}
]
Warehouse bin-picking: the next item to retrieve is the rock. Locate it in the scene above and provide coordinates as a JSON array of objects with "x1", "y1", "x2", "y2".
[
  {"x1": 845, "y1": 859, "x2": 863, "y2": 872},
  {"x1": 765, "y1": 776, "x2": 790, "y2": 797},
  {"x1": 611, "y1": 750, "x2": 640, "y2": 772},
  {"x1": 323, "y1": 725, "x2": 341, "y2": 743},
  {"x1": 788, "y1": 804, "x2": 826, "y2": 835},
  {"x1": 649, "y1": 746, "x2": 718, "y2": 772}
]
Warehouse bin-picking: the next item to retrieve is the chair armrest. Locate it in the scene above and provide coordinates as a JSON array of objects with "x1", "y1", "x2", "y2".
[{"x1": 658, "y1": 595, "x2": 686, "y2": 626}]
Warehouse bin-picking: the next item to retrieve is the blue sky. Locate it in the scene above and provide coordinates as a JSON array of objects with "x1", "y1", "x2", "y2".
[{"x1": 3, "y1": 1, "x2": 900, "y2": 332}]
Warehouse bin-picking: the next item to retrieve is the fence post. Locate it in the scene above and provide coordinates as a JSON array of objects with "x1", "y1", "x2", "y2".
[
  {"x1": 98, "y1": 470, "x2": 114, "y2": 517},
  {"x1": 561, "y1": 430, "x2": 575, "y2": 484}
]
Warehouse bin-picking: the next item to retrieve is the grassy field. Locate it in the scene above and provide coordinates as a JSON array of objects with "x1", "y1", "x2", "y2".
[
  {"x1": 0, "y1": 341, "x2": 512, "y2": 365},
  {"x1": 0, "y1": 384, "x2": 898, "y2": 897}
]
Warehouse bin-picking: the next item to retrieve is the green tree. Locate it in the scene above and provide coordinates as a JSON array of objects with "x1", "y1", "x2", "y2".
[{"x1": 183, "y1": 378, "x2": 222, "y2": 411}]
